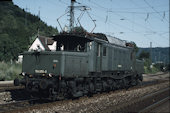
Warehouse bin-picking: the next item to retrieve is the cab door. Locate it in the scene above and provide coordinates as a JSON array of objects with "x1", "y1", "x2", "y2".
[{"x1": 96, "y1": 43, "x2": 102, "y2": 72}]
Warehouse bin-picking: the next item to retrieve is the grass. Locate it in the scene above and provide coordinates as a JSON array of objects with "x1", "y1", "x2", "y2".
[
  {"x1": 144, "y1": 65, "x2": 160, "y2": 74},
  {"x1": 0, "y1": 62, "x2": 22, "y2": 81}
]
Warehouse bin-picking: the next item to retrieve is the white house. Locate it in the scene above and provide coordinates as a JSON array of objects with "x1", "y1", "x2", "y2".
[
  {"x1": 17, "y1": 36, "x2": 56, "y2": 63},
  {"x1": 29, "y1": 36, "x2": 56, "y2": 51}
]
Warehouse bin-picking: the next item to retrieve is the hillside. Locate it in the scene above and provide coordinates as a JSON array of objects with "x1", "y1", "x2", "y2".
[
  {"x1": 137, "y1": 47, "x2": 169, "y2": 64},
  {"x1": 0, "y1": 1, "x2": 58, "y2": 61}
]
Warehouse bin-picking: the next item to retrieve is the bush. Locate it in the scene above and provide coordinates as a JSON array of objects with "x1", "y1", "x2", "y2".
[
  {"x1": 0, "y1": 62, "x2": 22, "y2": 81},
  {"x1": 144, "y1": 65, "x2": 160, "y2": 74}
]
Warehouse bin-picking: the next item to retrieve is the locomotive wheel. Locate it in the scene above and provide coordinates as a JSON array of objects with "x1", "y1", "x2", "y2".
[
  {"x1": 131, "y1": 78, "x2": 137, "y2": 86},
  {"x1": 49, "y1": 88, "x2": 57, "y2": 101},
  {"x1": 14, "y1": 79, "x2": 20, "y2": 86},
  {"x1": 39, "y1": 80, "x2": 47, "y2": 90},
  {"x1": 122, "y1": 78, "x2": 127, "y2": 89},
  {"x1": 102, "y1": 81, "x2": 109, "y2": 92},
  {"x1": 112, "y1": 80, "x2": 116, "y2": 91},
  {"x1": 88, "y1": 83, "x2": 94, "y2": 96},
  {"x1": 136, "y1": 79, "x2": 142, "y2": 86}
]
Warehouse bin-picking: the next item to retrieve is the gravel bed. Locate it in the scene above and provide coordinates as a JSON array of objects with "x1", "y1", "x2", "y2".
[
  {"x1": 0, "y1": 89, "x2": 30, "y2": 105},
  {"x1": 17, "y1": 81, "x2": 169, "y2": 113},
  {"x1": 0, "y1": 91, "x2": 12, "y2": 104}
]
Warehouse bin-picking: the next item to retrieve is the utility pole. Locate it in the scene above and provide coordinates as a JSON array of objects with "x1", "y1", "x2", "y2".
[
  {"x1": 38, "y1": 7, "x2": 40, "y2": 37},
  {"x1": 25, "y1": 6, "x2": 29, "y2": 27},
  {"x1": 164, "y1": 56, "x2": 166, "y2": 67},
  {"x1": 70, "y1": 0, "x2": 75, "y2": 31},
  {"x1": 57, "y1": 0, "x2": 94, "y2": 32},
  {"x1": 155, "y1": 56, "x2": 157, "y2": 63},
  {"x1": 38, "y1": 28, "x2": 39, "y2": 38},
  {"x1": 159, "y1": 51, "x2": 161, "y2": 62},
  {"x1": 38, "y1": 7, "x2": 41, "y2": 19},
  {"x1": 158, "y1": 51, "x2": 161, "y2": 70},
  {"x1": 150, "y1": 42, "x2": 152, "y2": 64}
]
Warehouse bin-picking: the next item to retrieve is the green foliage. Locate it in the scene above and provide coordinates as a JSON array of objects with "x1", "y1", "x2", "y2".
[
  {"x1": 138, "y1": 50, "x2": 161, "y2": 73},
  {"x1": 0, "y1": 1, "x2": 58, "y2": 62},
  {"x1": 72, "y1": 26, "x2": 87, "y2": 33},
  {"x1": 0, "y1": 62, "x2": 22, "y2": 80},
  {"x1": 138, "y1": 51, "x2": 150, "y2": 60},
  {"x1": 132, "y1": 42, "x2": 138, "y2": 53},
  {"x1": 144, "y1": 65, "x2": 159, "y2": 74},
  {"x1": 0, "y1": 34, "x2": 20, "y2": 61},
  {"x1": 137, "y1": 47, "x2": 169, "y2": 65},
  {"x1": 143, "y1": 58, "x2": 160, "y2": 74}
]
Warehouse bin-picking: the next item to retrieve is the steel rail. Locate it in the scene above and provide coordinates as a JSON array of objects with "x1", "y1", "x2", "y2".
[
  {"x1": 0, "y1": 98, "x2": 39, "y2": 113},
  {"x1": 139, "y1": 97, "x2": 170, "y2": 113}
]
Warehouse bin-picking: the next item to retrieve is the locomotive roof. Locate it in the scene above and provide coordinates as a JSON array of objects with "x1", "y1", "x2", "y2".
[
  {"x1": 52, "y1": 33, "x2": 133, "y2": 48},
  {"x1": 52, "y1": 34, "x2": 93, "y2": 43},
  {"x1": 106, "y1": 35, "x2": 126, "y2": 47},
  {"x1": 92, "y1": 33, "x2": 127, "y2": 47}
]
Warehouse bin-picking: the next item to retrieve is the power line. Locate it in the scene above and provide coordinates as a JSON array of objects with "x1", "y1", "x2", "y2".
[
  {"x1": 90, "y1": 12, "x2": 138, "y2": 33},
  {"x1": 105, "y1": 10, "x2": 158, "y2": 34},
  {"x1": 98, "y1": 10, "x2": 169, "y2": 14},
  {"x1": 58, "y1": 0, "x2": 69, "y2": 5},
  {"x1": 49, "y1": 0, "x2": 69, "y2": 6},
  {"x1": 143, "y1": 0, "x2": 169, "y2": 23},
  {"x1": 86, "y1": 3, "x2": 166, "y2": 47},
  {"x1": 129, "y1": 0, "x2": 169, "y2": 40},
  {"x1": 89, "y1": 1, "x2": 168, "y2": 42},
  {"x1": 109, "y1": 5, "x2": 169, "y2": 10}
]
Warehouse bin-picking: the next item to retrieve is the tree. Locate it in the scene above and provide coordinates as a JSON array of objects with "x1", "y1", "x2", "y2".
[
  {"x1": 0, "y1": 1, "x2": 58, "y2": 62},
  {"x1": 133, "y1": 42, "x2": 138, "y2": 53},
  {"x1": 69, "y1": 26, "x2": 87, "y2": 34},
  {"x1": 138, "y1": 51, "x2": 150, "y2": 60},
  {"x1": 0, "y1": 34, "x2": 19, "y2": 61}
]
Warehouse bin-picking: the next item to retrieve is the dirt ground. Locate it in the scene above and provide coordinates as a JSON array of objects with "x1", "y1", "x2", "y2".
[{"x1": 143, "y1": 72, "x2": 170, "y2": 81}]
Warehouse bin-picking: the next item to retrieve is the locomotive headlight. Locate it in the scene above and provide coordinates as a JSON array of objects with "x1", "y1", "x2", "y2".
[
  {"x1": 29, "y1": 75, "x2": 33, "y2": 77},
  {"x1": 42, "y1": 74, "x2": 45, "y2": 76},
  {"x1": 49, "y1": 73, "x2": 53, "y2": 77},
  {"x1": 21, "y1": 72, "x2": 26, "y2": 76}
]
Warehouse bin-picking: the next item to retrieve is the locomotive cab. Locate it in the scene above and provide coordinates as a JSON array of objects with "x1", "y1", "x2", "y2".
[
  {"x1": 54, "y1": 34, "x2": 92, "y2": 52},
  {"x1": 21, "y1": 34, "x2": 93, "y2": 77},
  {"x1": 15, "y1": 34, "x2": 94, "y2": 97}
]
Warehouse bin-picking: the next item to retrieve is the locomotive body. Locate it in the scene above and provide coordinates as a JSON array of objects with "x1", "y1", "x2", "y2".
[{"x1": 14, "y1": 34, "x2": 144, "y2": 100}]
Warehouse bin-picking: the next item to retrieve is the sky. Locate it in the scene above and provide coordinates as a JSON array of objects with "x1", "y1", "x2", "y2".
[{"x1": 13, "y1": 0, "x2": 169, "y2": 48}]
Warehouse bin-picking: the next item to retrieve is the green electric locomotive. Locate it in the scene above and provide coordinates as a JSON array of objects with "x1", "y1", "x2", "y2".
[{"x1": 14, "y1": 33, "x2": 144, "y2": 100}]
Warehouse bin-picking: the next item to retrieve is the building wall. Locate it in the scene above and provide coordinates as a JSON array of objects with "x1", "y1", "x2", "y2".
[
  {"x1": 16, "y1": 55, "x2": 23, "y2": 63},
  {"x1": 48, "y1": 42, "x2": 57, "y2": 51},
  {"x1": 28, "y1": 38, "x2": 45, "y2": 51}
]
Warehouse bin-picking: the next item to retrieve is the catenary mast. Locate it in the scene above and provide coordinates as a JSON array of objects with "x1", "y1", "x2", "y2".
[{"x1": 70, "y1": 0, "x2": 75, "y2": 31}]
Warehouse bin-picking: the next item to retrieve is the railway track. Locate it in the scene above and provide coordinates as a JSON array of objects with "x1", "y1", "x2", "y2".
[
  {"x1": 0, "y1": 79, "x2": 168, "y2": 113},
  {"x1": 104, "y1": 87, "x2": 170, "y2": 113},
  {"x1": 0, "y1": 98, "x2": 40, "y2": 113},
  {"x1": 0, "y1": 86, "x2": 24, "y2": 92},
  {"x1": 0, "y1": 81, "x2": 24, "y2": 92},
  {"x1": 139, "y1": 96, "x2": 170, "y2": 113},
  {"x1": 0, "y1": 72, "x2": 168, "y2": 113}
]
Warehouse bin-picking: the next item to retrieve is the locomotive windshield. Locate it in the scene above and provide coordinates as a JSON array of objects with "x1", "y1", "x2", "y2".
[{"x1": 53, "y1": 34, "x2": 93, "y2": 52}]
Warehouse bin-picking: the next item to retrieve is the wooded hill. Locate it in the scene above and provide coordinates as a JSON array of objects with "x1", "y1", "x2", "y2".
[
  {"x1": 0, "y1": 1, "x2": 58, "y2": 61},
  {"x1": 137, "y1": 47, "x2": 169, "y2": 64}
]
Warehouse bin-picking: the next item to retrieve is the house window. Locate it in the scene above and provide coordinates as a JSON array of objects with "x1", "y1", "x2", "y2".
[{"x1": 103, "y1": 47, "x2": 106, "y2": 56}]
